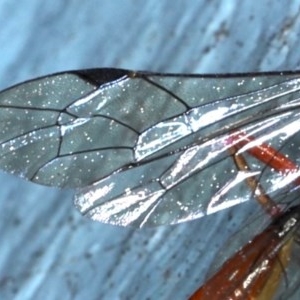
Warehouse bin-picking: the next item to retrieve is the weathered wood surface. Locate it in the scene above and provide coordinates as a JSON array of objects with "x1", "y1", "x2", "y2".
[{"x1": 1, "y1": 1, "x2": 300, "y2": 299}]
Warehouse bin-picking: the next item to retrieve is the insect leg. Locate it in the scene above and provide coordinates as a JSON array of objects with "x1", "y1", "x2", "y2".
[{"x1": 190, "y1": 133, "x2": 299, "y2": 299}]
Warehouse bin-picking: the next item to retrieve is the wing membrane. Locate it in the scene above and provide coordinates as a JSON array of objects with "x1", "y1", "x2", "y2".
[{"x1": 1, "y1": 69, "x2": 300, "y2": 226}]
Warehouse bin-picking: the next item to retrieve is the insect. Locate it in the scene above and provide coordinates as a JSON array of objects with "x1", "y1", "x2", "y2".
[
  {"x1": 1, "y1": 69, "x2": 300, "y2": 298},
  {"x1": 0, "y1": 69, "x2": 300, "y2": 228},
  {"x1": 190, "y1": 133, "x2": 300, "y2": 299}
]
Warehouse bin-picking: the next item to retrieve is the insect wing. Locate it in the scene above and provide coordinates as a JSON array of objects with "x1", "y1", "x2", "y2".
[{"x1": 1, "y1": 69, "x2": 300, "y2": 226}]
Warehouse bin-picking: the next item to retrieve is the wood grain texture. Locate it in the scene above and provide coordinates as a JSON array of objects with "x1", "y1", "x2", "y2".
[{"x1": 1, "y1": 1, "x2": 300, "y2": 299}]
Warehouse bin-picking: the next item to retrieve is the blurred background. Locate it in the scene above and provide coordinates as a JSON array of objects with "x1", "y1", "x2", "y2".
[{"x1": 1, "y1": 1, "x2": 300, "y2": 299}]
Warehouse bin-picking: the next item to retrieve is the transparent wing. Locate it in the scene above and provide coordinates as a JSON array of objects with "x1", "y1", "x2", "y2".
[{"x1": 1, "y1": 69, "x2": 300, "y2": 227}]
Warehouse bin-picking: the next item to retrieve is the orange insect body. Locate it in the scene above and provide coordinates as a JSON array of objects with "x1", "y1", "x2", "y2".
[{"x1": 190, "y1": 206, "x2": 297, "y2": 299}]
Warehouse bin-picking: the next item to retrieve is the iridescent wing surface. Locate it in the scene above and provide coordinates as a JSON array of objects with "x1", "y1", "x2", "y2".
[{"x1": 1, "y1": 69, "x2": 300, "y2": 227}]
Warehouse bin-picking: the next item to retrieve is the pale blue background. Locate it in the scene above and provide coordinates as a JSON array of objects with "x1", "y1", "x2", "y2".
[{"x1": 1, "y1": 1, "x2": 300, "y2": 299}]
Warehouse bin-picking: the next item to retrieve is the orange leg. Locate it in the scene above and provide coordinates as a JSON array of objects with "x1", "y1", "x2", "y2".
[
  {"x1": 228, "y1": 142, "x2": 281, "y2": 216},
  {"x1": 227, "y1": 131, "x2": 300, "y2": 185},
  {"x1": 227, "y1": 131, "x2": 300, "y2": 215}
]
